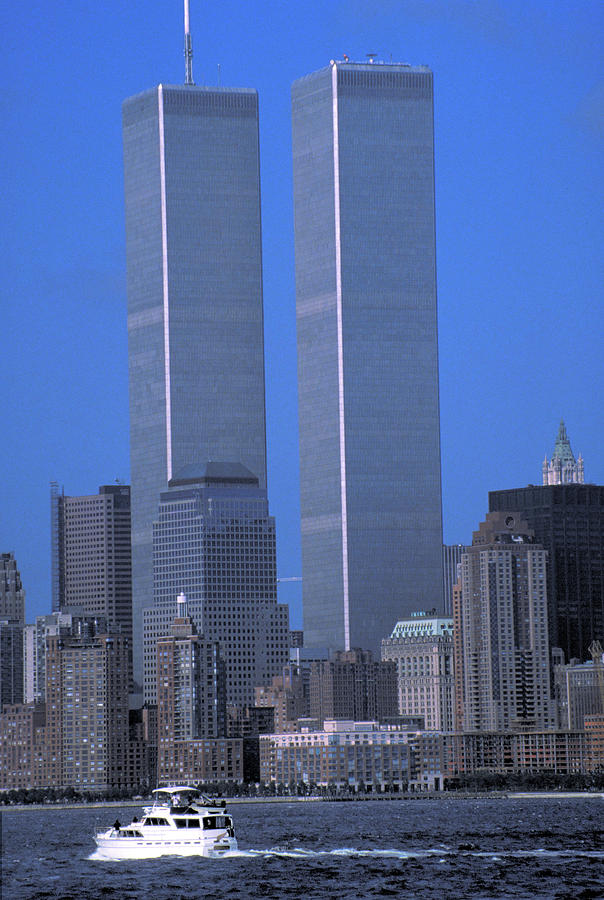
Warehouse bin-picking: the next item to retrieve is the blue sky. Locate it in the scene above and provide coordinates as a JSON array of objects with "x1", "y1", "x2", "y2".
[{"x1": 1, "y1": 1, "x2": 602, "y2": 628}]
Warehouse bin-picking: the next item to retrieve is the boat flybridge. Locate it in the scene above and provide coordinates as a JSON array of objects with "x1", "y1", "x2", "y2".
[{"x1": 95, "y1": 786, "x2": 237, "y2": 859}]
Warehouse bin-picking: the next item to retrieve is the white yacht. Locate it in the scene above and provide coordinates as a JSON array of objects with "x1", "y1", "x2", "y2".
[{"x1": 95, "y1": 786, "x2": 238, "y2": 859}]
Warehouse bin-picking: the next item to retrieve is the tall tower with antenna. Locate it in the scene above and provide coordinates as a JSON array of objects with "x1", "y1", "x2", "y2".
[
  {"x1": 123, "y1": 2, "x2": 268, "y2": 693},
  {"x1": 184, "y1": 0, "x2": 194, "y2": 85}
]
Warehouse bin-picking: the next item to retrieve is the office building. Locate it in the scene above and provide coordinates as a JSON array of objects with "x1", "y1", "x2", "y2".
[
  {"x1": 123, "y1": 66, "x2": 268, "y2": 690},
  {"x1": 50, "y1": 484, "x2": 132, "y2": 652},
  {"x1": 309, "y1": 649, "x2": 397, "y2": 726},
  {"x1": 542, "y1": 420, "x2": 584, "y2": 485},
  {"x1": 455, "y1": 512, "x2": 555, "y2": 733},
  {"x1": 0, "y1": 552, "x2": 25, "y2": 624},
  {"x1": 292, "y1": 59, "x2": 443, "y2": 655},
  {"x1": 143, "y1": 464, "x2": 289, "y2": 707},
  {"x1": 381, "y1": 611, "x2": 454, "y2": 731},
  {"x1": 489, "y1": 484, "x2": 604, "y2": 663},
  {"x1": 554, "y1": 658, "x2": 604, "y2": 730}
]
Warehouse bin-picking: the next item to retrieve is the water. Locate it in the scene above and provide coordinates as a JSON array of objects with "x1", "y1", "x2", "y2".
[{"x1": 2, "y1": 797, "x2": 604, "y2": 899}]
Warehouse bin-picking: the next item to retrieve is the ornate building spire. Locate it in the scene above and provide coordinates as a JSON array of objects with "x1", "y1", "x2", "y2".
[{"x1": 542, "y1": 419, "x2": 584, "y2": 485}]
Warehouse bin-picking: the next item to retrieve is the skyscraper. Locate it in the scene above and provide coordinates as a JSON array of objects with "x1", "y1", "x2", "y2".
[
  {"x1": 123, "y1": 52, "x2": 267, "y2": 688},
  {"x1": 50, "y1": 485, "x2": 132, "y2": 654},
  {"x1": 489, "y1": 483, "x2": 604, "y2": 663},
  {"x1": 455, "y1": 512, "x2": 555, "y2": 733},
  {"x1": 292, "y1": 59, "x2": 443, "y2": 655},
  {"x1": 143, "y1": 463, "x2": 289, "y2": 708}
]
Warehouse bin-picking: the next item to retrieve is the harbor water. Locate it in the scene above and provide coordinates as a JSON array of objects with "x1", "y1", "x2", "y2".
[{"x1": 2, "y1": 796, "x2": 604, "y2": 899}]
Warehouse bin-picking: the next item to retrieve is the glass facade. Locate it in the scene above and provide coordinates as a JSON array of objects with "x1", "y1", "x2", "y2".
[
  {"x1": 292, "y1": 62, "x2": 443, "y2": 655},
  {"x1": 122, "y1": 85, "x2": 268, "y2": 689},
  {"x1": 143, "y1": 465, "x2": 289, "y2": 708}
]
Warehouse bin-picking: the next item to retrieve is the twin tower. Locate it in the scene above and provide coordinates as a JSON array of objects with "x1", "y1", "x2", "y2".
[{"x1": 123, "y1": 60, "x2": 444, "y2": 689}]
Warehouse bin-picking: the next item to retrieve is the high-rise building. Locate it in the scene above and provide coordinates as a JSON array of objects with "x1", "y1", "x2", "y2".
[
  {"x1": 0, "y1": 621, "x2": 23, "y2": 710},
  {"x1": 292, "y1": 59, "x2": 443, "y2": 655},
  {"x1": 254, "y1": 664, "x2": 309, "y2": 733},
  {"x1": 50, "y1": 485, "x2": 132, "y2": 653},
  {"x1": 143, "y1": 463, "x2": 289, "y2": 708},
  {"x1": 157, "y1": 593, "x2": 225, "y2": 745},
  {"x1": 45, "y1": 632, "x2": 130, "y2": 792},
  {"x1": 455, "y1": 512, "x2": 555, "y2": 733},
  {"x1": 489, "y1": 484, "x2": 604, "y2": 663},
  {"x1": 381, "y1": 611, "x2": 454, "y2": 731},
  {"x1": 309, "y1": 649, "x2": 398, "y2": 726},
  {"x1": 442, "y1": 545, "x2": 467, "y2": 617},
  {"x1": 0, "y1": 552, "x2": 25, "y2": 625},
  {"x1": 29, "y1": 609, "x2": 108, "y2": 703},
  {"x1": 542, "y1": 420, "x2": 584, "y2": 485},
  {"x1": 123, "y1": 64, "x2": 268, "y2": 689}
]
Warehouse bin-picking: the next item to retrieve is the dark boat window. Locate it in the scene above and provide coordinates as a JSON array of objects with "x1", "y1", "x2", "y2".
[
  {"x1": 187, "y1": 818, "x2": 200, "y2": 828},
  {"x1": 203, "y1": 817, "x2": 215, "y2": 830},
  {"x1": 175, "y1": 819, "x2": 187, "y2": 829}
]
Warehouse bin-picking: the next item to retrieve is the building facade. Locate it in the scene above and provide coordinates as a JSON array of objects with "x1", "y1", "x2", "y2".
[
  {"x1": 542, "y1": 420, "x2": 584, "y2": 485},
  {"x1": 292, "y1": 59, "x2": 443, "y2": 655},
  {"x1": 45, "y1": 633, "x2": 130, "y2": 792},
  {"x1": 0, "y1": 552, "x2": 25, "y2": 624},
  {"x1": 156, "y1": 595, "x2": 225, "y2": 743},
  {"x1": 442, "y1": 545, "x2": 467, "y2": 617},
  {"x1": 259, "y1": 720, "x2": 445, "y2": 791},
  {"x1": 489, "y1": 484, "x2": 604, "y2": 664},
  {"x1": 381, "y1": 612, "x2": 454, "y2": 731},
  {"x1": 143, "y1": 464, "x2": 289, "y2": 708},
  {"x1": 123, "y1": 82, "x2": 268, "y2": 690},
  {"x1": 254, "y1": 664, "x2": 309, "y2": 733},
  {"x1": 456, "y1": 512, "x2": 555, "y2": 733},
  {"x1": 50, "y1": 485, "x2": 132, "y2": 654},
  {"x1": 309, "y1": 649, "x2": 398, "y2": 726}
]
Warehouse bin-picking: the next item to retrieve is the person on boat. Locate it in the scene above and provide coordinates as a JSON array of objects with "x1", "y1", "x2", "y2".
[{"x1": 113, "y1": 819, "x2": 120, "y2": 831}]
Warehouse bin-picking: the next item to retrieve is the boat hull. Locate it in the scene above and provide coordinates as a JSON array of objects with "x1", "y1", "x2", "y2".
[{"x1": 95, "y1": 830, "x2": 237, "y2": 860}]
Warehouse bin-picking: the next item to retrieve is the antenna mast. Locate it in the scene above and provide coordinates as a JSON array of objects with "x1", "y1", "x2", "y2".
[{"x1": 184, "y1": 0, "x2": 194, "y2": 85}]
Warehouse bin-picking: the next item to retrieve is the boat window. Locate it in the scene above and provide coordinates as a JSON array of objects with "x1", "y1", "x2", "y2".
[
  {"x1": 203, "y1": 817, "x2": 216, "y2": 830},
  {"x1": 187, "y1": 818, "x2": 200, "y2": 828},
  {"x1": 145, "y1": 817, "x2": 169, "y2": 826},
  {"x1": 174, "y1": 819, "x2": 187, "y2": 828}
]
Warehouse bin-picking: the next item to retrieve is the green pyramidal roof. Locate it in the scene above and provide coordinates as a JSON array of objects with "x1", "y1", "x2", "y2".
[{"x1": 552, "y1": 419, "x2": 576, "y2": 464}]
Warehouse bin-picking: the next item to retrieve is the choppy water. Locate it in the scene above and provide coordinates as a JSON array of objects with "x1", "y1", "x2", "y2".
[{"x1": 3, "y1": 796, "x2": 604, "y2": 899}]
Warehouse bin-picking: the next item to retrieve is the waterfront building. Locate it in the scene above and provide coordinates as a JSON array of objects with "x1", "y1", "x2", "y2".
[
  {"x1": 292, "y1": 58, "x2": 443, "y2": 655},
  {"x1": 123, "y1": 49, "x2": 268, "y2": 690},
  {"x1": 45, "y1": 632, "x2": 130, "y2": 792},
  {"x1": 542, "y1": 420, "x2": 584, "y2": 485},
  {"x1": 381, "y1": 611, "x2": 454, "y2": 731},
  {"x1": 456, "y1": 512, "x2": 556, "y2": 733},
  {"x1": 489, "y1": 484, "x2": 604, "y2": 663},
  {"x1": 143, "y1": 464, "x2": 289, "y2": 708},
  {"x1": 449, "y1": 730, "x2": 590, "y2": 777},
  {"x1": 259, "y1": 720, "x2": 445, "y2": 792},
  {"x1": 50, "y1": 484, "x2": 132, "y2": 654},
  {"x1": 309, "y1": 649, "x2": 397, "y2": 726},
  {"x1": 554, "y1": 658, "x2": 604, "y2": 730}
]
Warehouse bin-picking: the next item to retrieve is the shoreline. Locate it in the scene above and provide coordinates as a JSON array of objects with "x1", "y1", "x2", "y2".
[{"x1": 3, "y1": 791, "x2": 603, "y2": 812}]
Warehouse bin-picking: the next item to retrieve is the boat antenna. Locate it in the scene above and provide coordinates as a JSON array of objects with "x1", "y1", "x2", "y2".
[{"x1": 184, "y1": 0, "x2": 194, "y2": 85}]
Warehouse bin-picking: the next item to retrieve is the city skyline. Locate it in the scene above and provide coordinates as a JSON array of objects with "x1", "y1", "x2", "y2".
[{"x1": 2, "y1": 1, "x2": 602, "y2": 629}]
